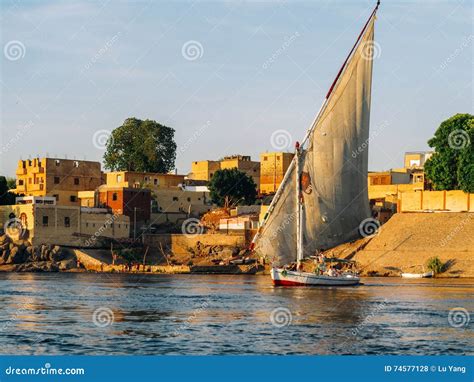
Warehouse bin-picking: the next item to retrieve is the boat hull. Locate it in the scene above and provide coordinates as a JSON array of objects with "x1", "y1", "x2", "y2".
[
  {"x1": 271, "y1": 268, "x2": 360, "y2": 286},
  {"x1": 401, "y1": 271, "x2": 434, "y2": 279}
]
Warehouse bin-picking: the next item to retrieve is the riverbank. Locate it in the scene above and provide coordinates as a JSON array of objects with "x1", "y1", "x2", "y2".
[{"x1": 1, "y1": 212, "x2": 472, "y2": 277}]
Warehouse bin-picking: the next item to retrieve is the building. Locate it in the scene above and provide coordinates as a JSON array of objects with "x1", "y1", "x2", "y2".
[
  {"x1": 404, "y1": 151, "x2": 434, "y2": 169},
  {"x1": 368, "y1": 170, "x2": 412, "y2": 186},
  {"x1": 219, "y1": 155, "x2": 260, "y2": 189},
  {"x1": 189, "y1": 155, "x2": 260, "y2": 190},
  {"x1": 105, "y1": 171, "x2": 185, "y2": 189},
  {"x1": 189, "y1": 160, "x2": 220, "y2": 181},
  {"x1": 0, "y1": 203, "x2": 129, "y2": 247},
  {"x1": 260, "y1": 152, "x2": 294, "y2": 194},
  {"x1": 80, "y1": 185, "x2": 152, "y2": 238},
  {"x1": 14, "y1": 157, "x2": 102, "y2": 206}
]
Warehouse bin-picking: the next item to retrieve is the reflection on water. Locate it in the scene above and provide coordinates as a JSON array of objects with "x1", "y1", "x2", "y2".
[{"x1": 0, "y1": 273, "x2": 472, "y2": 355}]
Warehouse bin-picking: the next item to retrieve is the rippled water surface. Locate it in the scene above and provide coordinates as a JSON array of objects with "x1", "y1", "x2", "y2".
[{"x1": 0, "y1": 273, "x2": 472, "y2": 355}]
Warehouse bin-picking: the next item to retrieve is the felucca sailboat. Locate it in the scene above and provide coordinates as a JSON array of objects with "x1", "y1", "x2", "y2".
[{"x1": 250, "y1": 1, "x2": 381, "y2": 286}]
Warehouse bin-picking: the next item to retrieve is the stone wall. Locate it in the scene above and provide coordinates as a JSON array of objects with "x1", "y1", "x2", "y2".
[{"x1": 143, "y1": 233, "x2": 247, "y2": 255}]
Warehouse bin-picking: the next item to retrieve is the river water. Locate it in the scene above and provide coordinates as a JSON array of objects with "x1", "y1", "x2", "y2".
[{"x1": 0, "y1": 273, "x2": 472, "y2": 355}]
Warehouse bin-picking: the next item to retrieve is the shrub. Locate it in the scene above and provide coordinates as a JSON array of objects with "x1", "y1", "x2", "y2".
[{"x1": 426, "y1": 256, "x2": 444, "y2": 274}]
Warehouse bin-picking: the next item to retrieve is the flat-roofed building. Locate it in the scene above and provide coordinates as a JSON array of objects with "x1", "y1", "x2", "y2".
[
  {"x1": 14, "y1": 157, "x2": 102, "y2": 207},
  {"x1": 404, "y1": 151, "x2": 434, "y2": 169},
  {"x1": 260, "y1": 152, "x2": 294, "y2": 194}
]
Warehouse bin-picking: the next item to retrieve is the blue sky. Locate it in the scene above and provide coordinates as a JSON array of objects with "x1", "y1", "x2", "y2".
[{"x1": 1, "y1": 0, "x2": 472, "y2": 177}]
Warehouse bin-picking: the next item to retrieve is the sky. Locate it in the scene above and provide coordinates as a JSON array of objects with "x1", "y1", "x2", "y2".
[{"x1": 0, "y1": 0, "x2": 472, "y2": 177}]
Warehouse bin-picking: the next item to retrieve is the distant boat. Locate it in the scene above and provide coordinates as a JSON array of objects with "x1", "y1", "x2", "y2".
[
  {"x1": 401, "y1": 271, "x2": 434, "y2": 279},
  {"x1": 250, "y1": 1, "x2": 381, "y2": 287}
]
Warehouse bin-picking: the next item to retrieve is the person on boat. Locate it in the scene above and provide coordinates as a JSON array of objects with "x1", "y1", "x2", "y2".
[{"x1": 327, "y1": 267, "x2": 337, "y2": 277}]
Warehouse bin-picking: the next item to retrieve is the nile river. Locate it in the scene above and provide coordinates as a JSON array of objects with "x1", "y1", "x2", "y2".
[{"x1": 0, "y1": 273, "x2": 472, "y2": 355}]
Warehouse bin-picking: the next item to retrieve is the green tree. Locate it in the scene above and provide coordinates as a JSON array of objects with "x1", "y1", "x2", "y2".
[
  {"x1": 0, "y1": 176, "x2": 17, "y2": 205},
  {"x1": 208, "y1": 168, "x2": 257, "y2": 207},
  {"x1": 104, "y1": 118, "x2": 177, "y2": 173},
  {"x1": 5, "y1": 177, "x2": 16, "y2": 190},
  {"x1": 424, "y1": 114, "x2": 473, "y2": 192}
]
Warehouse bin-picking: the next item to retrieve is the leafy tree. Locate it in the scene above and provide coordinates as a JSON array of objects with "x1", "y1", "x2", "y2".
[
  {"x1": 5, "y1": 177, "x2": 16, "y2": 190},
  {"x1": 208, "y1": 168, "x2": 257, "y2": 207},
  {"x1": 424, "y1": 114, "x2": 473, "y2": 192},
  {"x1": 104, "y1": 118, "x2": 177, "y2": 173},
  {"x1": 0, "y1": 176, "x2": 17, "y2": 205}
]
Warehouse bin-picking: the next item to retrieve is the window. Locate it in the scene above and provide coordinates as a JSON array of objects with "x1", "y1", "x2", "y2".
[
  {"x1": 55, "y1": 160, "x2": 60, "y2": 166},
  {"x1": 74, "y1": 178, "x2": 79, "y2": 185},
  {"x1": 73, "y1": 161, "x2": 79, "y2": 168},
  {"x1": 92, "y1": 223, "x2": 95, "y2": 227},
  {"x1": 173, "y1": 197, "x2": 179, "y2": 201},
  {"x1": 53, "y1": 194, "x2": 59, "y2": 201},
  {"x1": 210, "y1": 173, "x2": 213, "y2": 177},
  {"x1": 64, "y1": 217, "x2": 70, "y2": 227},
  {"x1": 154, "y1": 178, "x2": 158, "y2": 185},
  {"x1": 117, "y1": 175, "x2": 122, "y2": 182},
  {"x1": 144, "y1": 176, "x2": 149, "y2": 182},
  {"x1": 86, "y1": 223, "x2": 89, "y2": 227},
  {"x1": 187, "y1": 197, "x2": 191, "y2": 202},
  {"x1": 18, "y1": 180, "x2": 24, "y2": 186},
  {"x1": 118, "y1": 224, "x2": 121, "y2": 228},
  {"x1": 28, "y1": 178, "x2": 32, "y2": 184},
  {"x1": 70, "y1": 195, "x2": 77, "y2": 202},
  {"x1": 54, "y1": 177, "x2": 60, "y2": 184},
  {"x1": 263, "y1": 156, "x2": 268, "y2": 161},
  {"x1": 112, "y1": 193, "x2": 118, "y2": 201},
  {"x1": 42, "y1": 216, "x2": 49, "y2": 226}
]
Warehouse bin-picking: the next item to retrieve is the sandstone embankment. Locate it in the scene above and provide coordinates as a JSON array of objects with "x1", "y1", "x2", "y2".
[{"x1": 348, "y1": 213, "x2": 474, "y2": 277}]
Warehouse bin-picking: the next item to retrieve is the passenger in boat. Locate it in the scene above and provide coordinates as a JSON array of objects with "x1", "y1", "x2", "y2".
[{"x1": 327, "y1": 267, "x2": 336, "y2": 277}]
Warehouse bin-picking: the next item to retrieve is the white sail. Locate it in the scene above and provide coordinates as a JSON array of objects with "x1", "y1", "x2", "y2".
[{"x1": 255, "y1": 13, "x2": 377, "y2": 266}]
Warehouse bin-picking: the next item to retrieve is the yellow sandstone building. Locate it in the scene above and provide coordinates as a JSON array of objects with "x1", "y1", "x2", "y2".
[
  {"x1": 189, "y1": 155, "x2": 260, "y2": 189},
  {"x1": 260, "y1": 152, "x2": 294, "y2": 194},
  {"x1": 14, "y1": 157, "x2": 102, "y2": 206}
]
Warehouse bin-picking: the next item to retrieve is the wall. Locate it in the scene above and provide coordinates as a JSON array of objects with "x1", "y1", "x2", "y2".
[
  {"x1": 0, "y1": 204, "x2": 129, "y2": 247},
  {"x1": 143, "y1": 233, "x2": 246, "y2": 255},
  {"x1": 399, "y1": 190, "x2": 473, "y2": 212},
  {"x1": 106, "y1": 171, "x2": 185, "y2": 189},
  {"x1": 368, "y1": 183, "x2": 424, "y2": 200},
  {"x1": 153, "y1": 188, "x2": 211, "y2": 215}
]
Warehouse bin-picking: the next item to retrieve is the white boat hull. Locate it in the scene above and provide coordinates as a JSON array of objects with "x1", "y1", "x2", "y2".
[
  {"x1": 271, "y1": 268, "x2": 360, "y2": 286},
  {"x1": 401, "y1": 271, "x2": 434, "y2": 279}
]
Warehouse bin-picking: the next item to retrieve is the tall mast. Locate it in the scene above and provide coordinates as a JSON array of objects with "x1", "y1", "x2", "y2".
[{"x1": 295, "y1": 142, "x2": 303, "y2": 268}]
